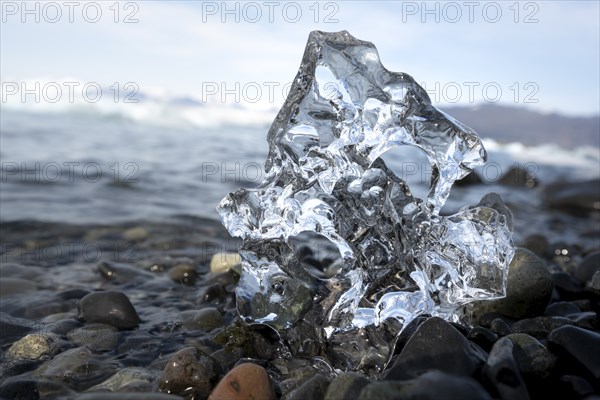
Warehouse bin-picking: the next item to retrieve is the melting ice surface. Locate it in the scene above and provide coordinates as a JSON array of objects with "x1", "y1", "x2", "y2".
[{"x1": 218, "y1": 31, "x2": 514, "y2": 373}]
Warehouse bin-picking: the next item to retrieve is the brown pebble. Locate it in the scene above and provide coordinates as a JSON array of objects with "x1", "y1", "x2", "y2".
[{"x1": 209, "y1": 363, "x2": 275, "y2": 400}]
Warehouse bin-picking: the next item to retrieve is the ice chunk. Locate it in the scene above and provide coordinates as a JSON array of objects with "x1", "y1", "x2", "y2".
[{"x1": 217, "y1": 31, "x2": 514, "y2": 373}]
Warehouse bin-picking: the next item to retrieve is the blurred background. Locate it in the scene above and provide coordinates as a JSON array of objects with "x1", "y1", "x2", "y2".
[{"x1": 1, "y1": 0, "x2": 599, "y2": 228}]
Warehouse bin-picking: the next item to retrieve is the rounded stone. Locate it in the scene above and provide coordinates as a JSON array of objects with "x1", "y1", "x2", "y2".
[
  {"x1": 575, "y1": 252, "x2": 600, "y2": 284},
  {"x1": 168, "y1": 263, "x2": 198, "y2": 285},
  {"x1": 7, "y1": 333, "x2": 58, "y2": 360},
  {"x1": 512, "y1": 316, "x2": 573, "y2": 339},
  {"x1": 210, "y1": 253, "x2": 241, "y2": 275},
  {"x1": 87, "y1": 367, "x2": 155, "y2": 392},
  {"x1": 67, "y1": 323, "x2": 120, "y2": 351},
  {"x1": 506, "y1": 333, "x2": 556, "y2": 379},
  {"x1": 122, "y1": 227, "x2": 149, "y2": 241},
  {"x1": 208, "y1": 363, "x2": 275, "y2": 400},
  {"x1": 484, "y1": 337, "x2": 529, "y2": 400},
  {"x1": 78, "y1": 291, "x2": 141, "y2": 329},
  {"x1": 180, "y1": 308, "x2": 224, "y2": 331},
  {"x1": 385, "y1": 317, "x2": 484, "y2": 380},
  {"x1": 548, "y1": 325, "x2": 600, "y2": 380},
  {"x1": 158, "y1": 347, "x2": 219, "y2": 397},
  {"x1": 467, "y1": 247, "x2": 553, "y2": 321}
]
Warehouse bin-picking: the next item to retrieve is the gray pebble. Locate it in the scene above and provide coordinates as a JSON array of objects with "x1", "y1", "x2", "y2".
[
  {"x1": 34, "y1": 346, "x2": 117, "y2": 384},
  {"x1": 67, "y1": 323, "x2": 120, "y2": 351},
  {"x1": 78, "y1": 291, "x2": 141, "y2": 329},
  {"x1": 179, "y1": 308, "x2": 224, "y2": 331},
  {"x1": 87, "y1": 367, "x2": 155, "y2": 392}
]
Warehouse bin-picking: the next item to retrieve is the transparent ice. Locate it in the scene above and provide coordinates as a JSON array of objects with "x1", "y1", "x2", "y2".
[{"x1": 218, "y1": 31, "x2": 514, "y2": 373}]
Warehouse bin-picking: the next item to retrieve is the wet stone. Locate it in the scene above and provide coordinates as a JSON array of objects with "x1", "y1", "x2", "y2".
[
  {"x1": 208, "y1": 363, "x2": 275, "y2": 400},
  {"x1": 0, "y1": 377, "x2": 40, "y2": 400},
  {"x1": 7, "y1": 333, "x2": 59, "y2": 360},
  {"x1": 179, "y1": 308, "x2": 224, "y2": 331},
  {"x1": 116, "y1": 333, "x2": 164, "y2": 364},
  {"x1": 210, "y1": 253, "x2": 241, "y2": 275},
  {"x1": 360, "y1": 371, "x2": 492, "y2": 400},
  {"x1": 576, "y1": 252, "x2": 600, "y2": 284},
  {"x1": 545, "y1": 301, "x2": 581, "y2": 317},
  {"x1": 468, "y1": 248, "x2": 553, "y2": 321},
  {"x1": 158, "y1": 347, "x2": 219, "y2": 398},
  {"x1": 548, "y1": 325, "x2": 600, "y2": 381},
  {"x1": 67, "y1": 323, "x2": 120, "y2": 351},
  {"x1": 512, "y1": 316, "x2": 573, "y2": 339},
  {"x1": 168, "y1": 263, "x2": 198, "y2": 285},
  {"x1": 568, "y1": 311, "x2": 598, "y2": 330},
  {"x1": 0, "y1": 377, "x2": 76, "y2": 400},
  {"x1": 467, "y1": 326, "x2": 498, "y2": 353},
  {"x1": 210, "y1": 348, "x2": 243, "y2": 374},
  {"x1": 490, "y1": 318, "x2": 512, "y2": 337},
  {"x1": 78, "y1": 291, "x2": 141, "y2": 329},
  {"x1": 324, "y1": 372, "x2": 370, "y2": 400},
  {"x1": 44, "y1": 317, "x2": 81, "y2": 336},
  {"x1": 505, "y1": 333, "x2": 556, "y2": 380},
  {"x1": 552, "y1": 272, "x2": 584, "y2": 299},
  {"x1": 484, "y1": 337, "x2": 530, "y2": 400},
  {"x1": 97, "y1": 261, "x2": 154, "y2": 284},
  {"x1": 385, "y1": 317, "x2": 484, "y2": 380},
  {"x1": 34, "y1": 346, "x2": 118, "y2": 390},
  {"x1": 87, "y1": 367, "x2": 155, "y2": 392}
]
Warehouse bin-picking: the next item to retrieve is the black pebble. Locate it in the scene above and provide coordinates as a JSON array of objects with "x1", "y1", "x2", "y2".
[
  {"x1": 77, "y1": 291, "x2": 141, "y2": 329},
  {"x1": 548, "y1": 325, "x2": 600, "y2": 381},
  {"x1": 385, "y1": 317, "x2": 484, "y2": 381},
  {"x1": 467, "y1": 326, "x2": 498, "y2": 352}
]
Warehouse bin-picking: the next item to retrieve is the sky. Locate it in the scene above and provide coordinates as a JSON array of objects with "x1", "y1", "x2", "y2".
[{"x1": 1, "y1": 0, "x2": 599, "y2": 116}]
